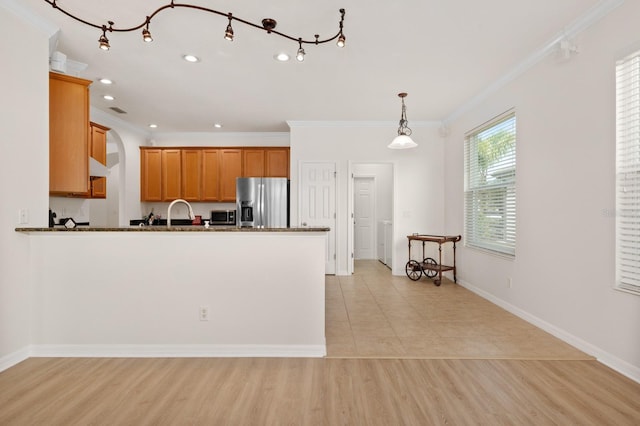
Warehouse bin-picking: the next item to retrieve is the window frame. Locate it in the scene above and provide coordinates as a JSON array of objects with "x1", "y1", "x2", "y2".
[
  {"x1": 615, "y1": 48, "x2": 640, "y2": 296},
  {"x1": 464, "y1": 109, "x2": 517, "y2": 258}
]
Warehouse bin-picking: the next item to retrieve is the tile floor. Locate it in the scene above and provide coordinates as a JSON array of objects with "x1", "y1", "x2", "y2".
[{"x1": 326, "y1": 260, "x2": 591, "y2": 360}]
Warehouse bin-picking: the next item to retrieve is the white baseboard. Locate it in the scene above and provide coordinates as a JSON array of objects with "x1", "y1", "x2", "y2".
[
  {"x1": 457, "y1": 278, "x2": 640, "y2": 384},
  {"x1": 0, "y1": 346, "x2": 31, "y2": 373},
  {"x1": 29, "y1": 344, "x2": 327, "y2": 358}
]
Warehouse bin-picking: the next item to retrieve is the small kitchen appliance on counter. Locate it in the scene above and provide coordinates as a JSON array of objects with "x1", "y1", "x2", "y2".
[
  {"x1": 210, "y1": 209, "x2": 236, "y2": 226},
  {"x1": 236, "y1": 177, "x2": 289, "y2": 228}
]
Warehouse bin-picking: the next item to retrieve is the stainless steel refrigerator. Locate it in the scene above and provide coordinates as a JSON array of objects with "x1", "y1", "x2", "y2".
[{"x1": 236, "y1": 177, "x2": 289, "y2": 228}]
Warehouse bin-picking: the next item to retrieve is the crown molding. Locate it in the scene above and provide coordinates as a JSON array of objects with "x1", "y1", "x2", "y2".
[
  {"x1": 287, "y1": 120, "x2": 442, "y2": 129},
  {"x1": 443, "y1": 0, "x2": 625, "y2": 125}
]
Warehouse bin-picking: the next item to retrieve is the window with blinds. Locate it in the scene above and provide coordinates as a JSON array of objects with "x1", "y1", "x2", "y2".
[
  {"x1": 464, "y1": 110, "x2": 516, "y2": 257},
  {"x1": 616, "y1": 49, "x2": 640, "y2": 296}
]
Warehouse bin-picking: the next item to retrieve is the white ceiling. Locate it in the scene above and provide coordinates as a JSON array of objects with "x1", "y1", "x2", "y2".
[{"x1": 15, "y1": 0, "x2": 603, "y2": 132}]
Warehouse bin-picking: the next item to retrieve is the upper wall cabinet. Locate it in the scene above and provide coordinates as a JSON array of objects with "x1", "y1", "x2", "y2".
[
  {"x1": 49, "y1": 72, "x2": 92, "y2": 195},
  {"x1": 219, "y1": 149, "x2": 243, "y2": 202},
  {"x1": 161, "y1": 149, "x2": 182, "y2": 201},
  {"x1": 242, "y1": 147, "x2": 290, "y2": 178},
  {"x1": 140, "y1": 147, "x2": 288, "y2": 202},
  {"x1": 140, "y1": 148, "x2": 163, "y2": 201},
  {"x1": 89, "y1": 122, "x2": 109, "y2": 199}
]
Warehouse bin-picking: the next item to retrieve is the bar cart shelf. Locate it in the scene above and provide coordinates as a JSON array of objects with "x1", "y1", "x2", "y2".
[{"x1": 406, "y1": 234, "x2": 461, "y2": 286}]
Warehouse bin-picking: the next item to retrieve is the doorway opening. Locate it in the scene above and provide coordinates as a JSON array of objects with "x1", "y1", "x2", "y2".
[
  {"x1": 88, "y1": 128, "x2": 125, "y2": 227},
  {"x1": 348, "y1": 162, "x2": 394, "y2": 275}
]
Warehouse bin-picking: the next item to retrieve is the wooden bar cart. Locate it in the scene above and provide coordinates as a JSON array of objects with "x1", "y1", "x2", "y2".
[{"x1": 405, "y1": 234, "x2": 462, "y2": 286}]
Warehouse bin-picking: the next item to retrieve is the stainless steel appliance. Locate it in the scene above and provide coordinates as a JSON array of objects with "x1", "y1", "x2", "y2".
[
  {"x1": 210, "y1": 209, "x2": 236, "y2": 226},
  {"x1": 236, "y1": 177, "x2": 289, "y2": 228}
]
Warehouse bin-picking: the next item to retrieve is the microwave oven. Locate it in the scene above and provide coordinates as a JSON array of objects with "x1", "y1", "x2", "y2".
[{"x1": 210, "y1": 209, "x2": 236, "y2": 226}]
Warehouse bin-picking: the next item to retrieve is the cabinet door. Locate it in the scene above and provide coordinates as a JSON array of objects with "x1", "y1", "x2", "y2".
[
  {"x1": 265, "y1": 148, "x2": 290, "y2": 178},
  {"x1": 140, "y1": 148, "x2": 162, "y2": 201},
  {"x1": 242, "y1": 149, "x2": 265, "y2": 177},
  {"x1": 202, "y1": 149, "x2": 220, "y2": 201},
  {"x1": 49, "y1": 72, "x2": 91, "y2": 195},
  {"x1": 162, "y1": 149, "x2": 182, "y2": 201},
  {"x1": 219, "y1": 149, "x2": 242, "y2": 202},
  {"x1": 90, "y1": 122, "x2": 109, "y2": 198},
  {"x1": 181, "y1": 149, "x2": 202, "y2": 201}
]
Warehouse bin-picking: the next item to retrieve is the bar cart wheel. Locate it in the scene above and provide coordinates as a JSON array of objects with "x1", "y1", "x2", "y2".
[
  {"x1": 423, "y1": 257, "x2": 438, "y2": 278},
  {"x1": 405, "y1": 260, "x2": 422, "y2": 281}
]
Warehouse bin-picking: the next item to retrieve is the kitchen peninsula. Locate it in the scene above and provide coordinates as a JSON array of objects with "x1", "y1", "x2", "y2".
[{"x1": 16, "y1": 226, "x2": 328, "y2": 358}]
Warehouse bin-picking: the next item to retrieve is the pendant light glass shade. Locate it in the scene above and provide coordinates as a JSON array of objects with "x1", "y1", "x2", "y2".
[
  {"x1": 388, "y1": 92, "x2": 418, "y2": 149},
  {"x1": 388, "y1": 134, "x2": 418, "y2": 149}
]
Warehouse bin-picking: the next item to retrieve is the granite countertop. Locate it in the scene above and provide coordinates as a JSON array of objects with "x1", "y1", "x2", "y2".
[{"x1": 15, "y1": 226, "x2": 330, "y2": 233}]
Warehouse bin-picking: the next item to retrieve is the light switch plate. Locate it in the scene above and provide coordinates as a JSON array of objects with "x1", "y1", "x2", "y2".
[{"x1": 19, "y1": 209, "x2": 28, "y2": 224}]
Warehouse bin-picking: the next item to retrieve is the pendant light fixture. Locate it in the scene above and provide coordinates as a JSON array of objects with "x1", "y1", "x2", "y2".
[
  {"x1": 44, "y1": 1, "x2": 346, "y2": 61},
  {"x1": 388, "y1": 92, "x2": 418, "y2": 149}
]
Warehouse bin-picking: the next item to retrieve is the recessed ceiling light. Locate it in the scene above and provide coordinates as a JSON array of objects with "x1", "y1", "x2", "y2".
[
  {"x1": 274, "y1": 53, "x2": 290, "y2": 62},
  {"x1": 149, "y1": 124, "x2": 158, "y2": 129},
  {"x1": 99, "y1": 78, "x2": 113, "y2": 85},
  {"x1": 213, "y1": 123, "x2": 223, "y2": 128},
  {"x1": 183, "y1": 54, "x2": 200, "y2": 63},
  {"x1": 103, "y1": 95, "x2": 115, "y2": 101}
]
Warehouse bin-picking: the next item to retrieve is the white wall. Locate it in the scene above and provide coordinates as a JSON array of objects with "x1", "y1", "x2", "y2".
[
  {"x1": 443, "y1": 0, "x2": 640, "y2": 380},
  {"x1": 27, "y1": 232, "x2": 326, "y2": 357},
  {"x1": 151, "y1": 132, "x2": 289, "y2": 147},
  {"x1": 289, "y1": 123, "x2": 445, "y2": 275},
  {"x1": 0, "y1": 6, "x2": 49, "y2": 366}
]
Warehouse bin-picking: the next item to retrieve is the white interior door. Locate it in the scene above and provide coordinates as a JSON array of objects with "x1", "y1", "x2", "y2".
[
  {"x1": 300, "y1": 162, "x2": 336, "y2": 274},
  {"x1": 354, "y1": 177, "x2": 376, "y2": 259}
]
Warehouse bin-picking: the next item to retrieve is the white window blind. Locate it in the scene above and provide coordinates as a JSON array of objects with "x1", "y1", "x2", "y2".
[
  {"x1": 616, "y1": 49, "x2": 640, "y2": 295},
  {"x1": 464, "y1": 111, "x2": 516, "y2": 256}
]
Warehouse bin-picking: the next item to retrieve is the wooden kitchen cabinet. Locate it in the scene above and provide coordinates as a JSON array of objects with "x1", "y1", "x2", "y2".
[
  {"x1": 139, "y1": 147, "x2": 287, "y2": 202},
  {"x1": 89, "y1": 122, "x2": 109, "y2": 198},
  {"x1": 219, "y1": 149, "x2": 242, "y2": 202},
  {"x1": 162, "y1": 149, "x2": 182, "y2": 201},
  {"x1": 202, "y1": 149, "x2": 221, "y2": 201},
  {"x1": 242, "y1": 149, "x2": 265, "y2": 177},
  {"x1": 265, "y1": 148, "x2": 290, "y2": 178},
  {"x1": 140, "y1": 148, "x2": 183, "y2": 201},
  {"x1": 49, "y1": 72, "x2": 92, "y2": 195},
  {"x1": 181, "y1": 149, "x2": 202, "y2": 201},
  {"x1": 242, "y1": 148, "x2": 289, "y2": 178},
  {"x1": 140, "y1": 148, "x2": 163, "y2": 201}
]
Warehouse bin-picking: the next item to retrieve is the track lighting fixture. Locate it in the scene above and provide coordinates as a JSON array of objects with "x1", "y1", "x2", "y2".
[
  {"x1": 224, "y1": 13, "x2": 234, "y2": 41},
  {"x1": 296, "y1": 39, "x2": 305, "y2": 62},
  {"x1": 388, "y1": 93, "x2": 418, "y2": 149},
  {"x1": 336, "y1": 15, "x2": 346, "y2": 48},
  {"x1": 43, "y1": 1, "x2": 346, "y2": 61},
  {"x1": 142, "y1": 17, "x2": 153, "y2": 42},
  {"x1": 98, "y1": 25, "x2": 110, "y2": 51}
]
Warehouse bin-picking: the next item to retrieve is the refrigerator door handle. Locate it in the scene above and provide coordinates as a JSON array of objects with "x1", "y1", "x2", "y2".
[{"x1": 259, "y1": 182, "x2": 264, "y2": 228}]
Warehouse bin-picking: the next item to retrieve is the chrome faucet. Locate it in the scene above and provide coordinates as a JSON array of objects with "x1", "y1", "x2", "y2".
[{"x1": 167, "y1": 199, "x2": 195, "y2": 228}]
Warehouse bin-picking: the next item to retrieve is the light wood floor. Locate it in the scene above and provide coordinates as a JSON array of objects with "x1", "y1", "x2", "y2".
[
  {"x1": 1, "y1": 357, "x2": 639, "y2": 425},
  {"x1": 1, "y1": 260, "x2": 639, "y2": 425}
]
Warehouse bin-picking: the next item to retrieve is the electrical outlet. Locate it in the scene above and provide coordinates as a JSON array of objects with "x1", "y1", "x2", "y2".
[
  {"x1": 199, "y1": 306, "x2": 209, "y2": 321},
  {"x1": 507, "y1": 277, "x2": 513, "y2": 288}
]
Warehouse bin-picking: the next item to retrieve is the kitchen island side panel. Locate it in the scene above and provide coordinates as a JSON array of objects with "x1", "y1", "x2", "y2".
[{"x1": 26, "y1": 232, "x2": 326, "y2": 356}]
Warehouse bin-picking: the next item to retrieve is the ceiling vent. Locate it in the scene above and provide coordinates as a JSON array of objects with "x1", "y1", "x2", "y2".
[{"x1": 109, "y1": 107, "x2": 127, "y2": 114}]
